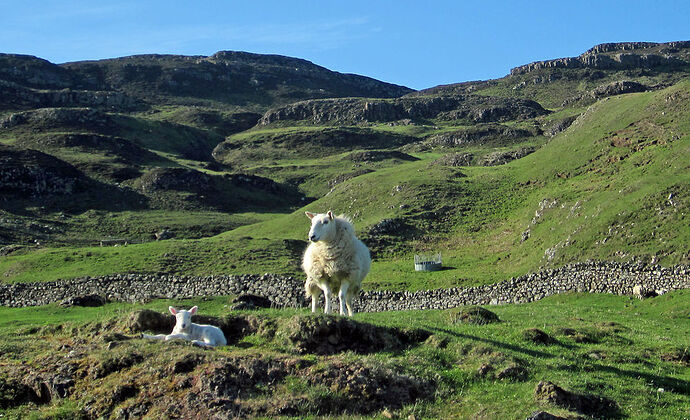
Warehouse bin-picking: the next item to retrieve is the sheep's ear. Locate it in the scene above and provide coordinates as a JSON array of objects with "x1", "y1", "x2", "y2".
[
  {"x1": 305, "y1": 211, "x2": 315, "y2": 220},
  {"x1": 169, "y1": 306, "x2": 177, "y2": 315},
  {"x1": 327, "y1": 211, "x2": 334, "y2": 220},
  {"x1": 190, "y1": 306, "x2": 198, "y2": 315}
]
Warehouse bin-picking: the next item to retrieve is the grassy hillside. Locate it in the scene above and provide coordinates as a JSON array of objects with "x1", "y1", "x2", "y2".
[
  {"x1": 0, "y1": 291, "x2": 687, "y2": 418},
  {"x1": 2, "y1": 81, "x2": 687, "y2": 287}
]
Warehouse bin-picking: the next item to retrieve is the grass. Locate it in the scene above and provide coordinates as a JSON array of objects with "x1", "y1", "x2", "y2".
[{"x1": 0, "y1": 291, "x2": 687, "y2": 418}]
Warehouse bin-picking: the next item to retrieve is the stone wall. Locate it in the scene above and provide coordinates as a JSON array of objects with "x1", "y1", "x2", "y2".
[{"x1": 1, "y1": 261, "x2": 688, "y2": 310}]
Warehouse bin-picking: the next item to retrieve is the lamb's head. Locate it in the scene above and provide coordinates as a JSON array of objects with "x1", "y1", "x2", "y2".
[
  {"x1": 305, "y1": 211, "x2": 336, "y2": 243},
  {"x1": 169, "y1": 306, "x2": 198, "y2": 332}
]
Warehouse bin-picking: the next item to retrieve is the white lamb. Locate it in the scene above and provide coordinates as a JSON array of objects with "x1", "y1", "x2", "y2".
[
  {"x1": 302, "y1": 211, "x2": 371, "y2": 316},
  {"x1": 142, "y1": 306, "x2": 227, "y2": 347}
]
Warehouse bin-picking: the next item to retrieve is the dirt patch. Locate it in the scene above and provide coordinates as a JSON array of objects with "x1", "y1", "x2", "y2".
[
  {"x1": 660, "y1": 348, "x2": 690, "y2": 366},
  {"x1": 522, "y1": 328, "x2": 554, "y2": 345},
  {"x1": 534, "y1": 380, "x2": 619, "y2": 417},
  {"x1": 278, "y1": 314, "x2": 430, "y2": 355},
  {"x1": 305, "y1": 359, "x2": 436, "y2": 414},
  {"x1": 449, "y1": 306, "x2": 500, "y2": 325}
]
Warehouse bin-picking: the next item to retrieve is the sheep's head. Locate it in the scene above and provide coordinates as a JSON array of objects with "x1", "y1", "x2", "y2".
[
  {"x1": 305, "y1": 211, "x2": 336, "y2": 243},
  {"x1": 169, "y1": 306, "x2": 198, "y2": 331}
]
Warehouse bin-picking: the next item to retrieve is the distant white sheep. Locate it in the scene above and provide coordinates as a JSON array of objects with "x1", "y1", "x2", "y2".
[
  {"x1": 142, "y1": 306, "x2": 227, "y2": 347},
  {"x1": 302, "y1": 211, "x2": 371, "y2": 316}
]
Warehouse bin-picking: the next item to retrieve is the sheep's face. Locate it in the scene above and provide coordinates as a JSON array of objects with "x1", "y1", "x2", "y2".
[
  {"x1": 169, "y1": 306, "x2": 198, "y2": 331},
  {"x1": 305, "y1": 211, "x2": 335, "y2": 243}
]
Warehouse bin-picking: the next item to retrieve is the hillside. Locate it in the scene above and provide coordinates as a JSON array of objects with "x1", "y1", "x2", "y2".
[{"x1": 0, "y1": 41, "x2": 688, "y2": 285}]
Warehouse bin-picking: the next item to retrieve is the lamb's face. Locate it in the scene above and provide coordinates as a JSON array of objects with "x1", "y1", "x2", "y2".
[
  {"x1": 169, "y1": 306, "x2": 198, "y2": 332},
  {"x1": 306, "y1": 211, "x2": 335, "y2": 243}
]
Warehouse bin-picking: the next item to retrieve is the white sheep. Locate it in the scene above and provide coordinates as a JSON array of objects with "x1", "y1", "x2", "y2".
[
  {"x1": 142, "y1": 306, "x2": 227, "y2": 347},
  {"x1": 302, "y1": 211, "x2": 371, "y2": 316}
]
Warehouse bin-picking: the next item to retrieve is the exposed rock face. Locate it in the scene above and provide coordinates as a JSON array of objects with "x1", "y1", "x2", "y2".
[
  {"x1": 0, "y1": 79, "x2": 138, "y2": 110},
  {"x1": 0, "y1": 146, "x2": 85, "y2": 196},
  {"x1": 590, "y1": 80, "x2": 648, "y2": 98},
  {"x1": 427, "y1": 124, "x2": 535, "y2": 147},
  {"x1": 345, "y1": 150, "x2": 418, "y2": 163},
  {"x1": 511, "y1": 41, "x2": 690, "y2": 75},
  {"x1": 432, "y1": 153, "x2": 474, "y2": 167},
  {"x1": 479, "y1": 147, "x2": 535, "y2": 166},
  {"x1": 259, "y1": 95, "x2": 548, "y2": 126}
]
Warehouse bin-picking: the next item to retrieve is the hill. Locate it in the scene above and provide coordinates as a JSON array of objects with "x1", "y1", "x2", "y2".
[{"x1": 0, "y1": 40, "x2": 688, "y2": 285}]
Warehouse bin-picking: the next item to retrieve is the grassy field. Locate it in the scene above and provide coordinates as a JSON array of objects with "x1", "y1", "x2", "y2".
[{"x1": 0, "y1": 291, "x2": 687, "y2": 418}]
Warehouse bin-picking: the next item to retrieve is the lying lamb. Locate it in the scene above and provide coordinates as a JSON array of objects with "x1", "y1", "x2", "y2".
[{"x1": 142, "y1": 306, "x2": 227, "y2": 347}]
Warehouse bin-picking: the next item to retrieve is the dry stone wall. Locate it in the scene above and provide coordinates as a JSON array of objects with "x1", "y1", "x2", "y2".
[{"x1": 1, "y1": 261, "x2": 688, "y2": 310}]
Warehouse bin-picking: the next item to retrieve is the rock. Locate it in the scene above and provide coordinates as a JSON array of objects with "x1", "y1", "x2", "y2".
[
  {"x1": 59, "y1": 294, "x2": 107, "y2": 307},
  {"x1": 155, "y1": 229, "x2": 174, "y2": 241},
  {"x1": 591, "y1": 81, "x2": 648, "y2": 98},
  {"x1": 259, "y1": 95, "x2": 548, "y2": 126},
  {"x1": 448, "y1": 306, "x2": 500, "y2": 325},
  {"x1": 479, "y1": 147, "x2": 535, "y2": 166},
  {"x1": 432, "y1": 153, "x2": 473, "y2": 167}
]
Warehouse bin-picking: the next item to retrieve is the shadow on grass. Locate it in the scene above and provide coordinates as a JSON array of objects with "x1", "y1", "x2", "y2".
[{"x1": 431, "y1": 327, "x2": 556, "y2": 359}]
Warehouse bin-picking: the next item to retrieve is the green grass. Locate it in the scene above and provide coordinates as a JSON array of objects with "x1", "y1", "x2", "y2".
[{"x1": 0, "y1": 291, "x2": 687, "y2": 419}]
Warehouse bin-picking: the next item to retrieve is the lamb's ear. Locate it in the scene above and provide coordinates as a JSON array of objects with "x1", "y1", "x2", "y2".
[
  {"x1": 327, "y1": 211, "x2": 334, "y2": 220},
  {"x1": 305, "y1": 211, "x2": 315, "y2": 220},
  {"x1": 169, "y1": 306, "x2": 177, "y2": 315},
  {"x1": 190, "y1": 306, "x2": 198, "y2": 315}
]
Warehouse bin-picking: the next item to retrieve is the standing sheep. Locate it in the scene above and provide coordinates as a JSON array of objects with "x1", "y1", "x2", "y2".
[{"x1": 302, "y1": 211, "x2": 371, "y2": 316}]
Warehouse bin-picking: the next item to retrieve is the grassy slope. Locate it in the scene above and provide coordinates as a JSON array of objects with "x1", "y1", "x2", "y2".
[
  {"x1": 1, "y1": 82, "x2": 688, "y2": 286},
  {"x1": 0, "y1": 291, "x2": 688, "y2": 419}
]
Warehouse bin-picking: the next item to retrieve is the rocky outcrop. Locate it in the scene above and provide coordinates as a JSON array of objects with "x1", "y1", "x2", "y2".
[
  {"x1": 0, "y1": 79, "x2": 138, "y2": 110},
  {"x1": 479, "y1": 147, "x2": 535, "y2": 166},
  {"x1": 511, "y1": 41, "x2": 690, "y2": 75},
  {"x1": 0, "y1": 146, "x2": 85, "y2": 197},
  {"x1": 1, "y1": 261, "x2": 687, "y2": 309},
  {"x1": 344, "y1": 150, "x2": 418, "y2": 163},
  {"x1": 258, "y1": 95, "x2": 549, "y2": 126},
  {"x1": 427, "y1": 124, "x2": 535, "y2": 147},
  {"x1": 137, "y1": 168, "x2": 214, "y2": 194}
]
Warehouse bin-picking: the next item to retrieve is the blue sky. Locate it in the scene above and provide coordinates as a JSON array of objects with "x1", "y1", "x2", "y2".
[{"x1": 2, "y1": 1, "x2": 689, "y2": 89}]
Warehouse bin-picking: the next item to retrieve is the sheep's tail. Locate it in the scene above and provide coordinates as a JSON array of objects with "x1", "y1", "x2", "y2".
[{"x1": 305, "y1": 278, "x2": 321, "y2": 298}]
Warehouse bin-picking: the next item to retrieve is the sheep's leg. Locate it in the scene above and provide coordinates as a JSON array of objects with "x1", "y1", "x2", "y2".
[
  {"x1": 142, "y1": 333, "x2": 167, "y2": 340},
  {"x1": 345, "y1": 291, "x2": 356, "y2": 317},
  {"x1": 323, "y1": 287, "x2": 332, "y2": 314},
  {"x1": 165, "y1": 333, "x2": 190, "y2": 342},
  {"x1": 338, "y1": 282, "x2": 349, "y2": 316},
  {"x1": 311, "y1": 294, "x2": 318, "y2": 313},
  {"x1": 191, "y1": 339, "x2": 211, "y2": 348}
]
